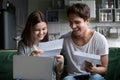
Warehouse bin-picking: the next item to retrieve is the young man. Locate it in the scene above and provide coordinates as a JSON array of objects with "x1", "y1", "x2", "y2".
[{"x1": 61, "y1": 3, "x2": 108, "y2": 80}]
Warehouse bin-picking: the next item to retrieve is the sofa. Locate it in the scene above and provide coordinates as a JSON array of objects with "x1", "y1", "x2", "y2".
[
  {"x1": 105, "y1": 48, "x2": 120, "y2": 80},
  {"x1": 0, "y1": 50, "x2": 17, "y2": 80},
  {"x1": 0, "y1": 48, "x2": 120, "y2": 80}
]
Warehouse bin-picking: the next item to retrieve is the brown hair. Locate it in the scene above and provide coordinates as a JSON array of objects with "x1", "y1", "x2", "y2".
[
  {"x1": 21, "y1": 11, "x2": 48, "y2": 47},
  {"x1": 67, "y1": 3, "x2": 90, "y2": 21}
]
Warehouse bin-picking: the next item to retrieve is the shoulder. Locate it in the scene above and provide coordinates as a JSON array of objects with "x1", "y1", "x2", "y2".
[
  {"x1": 17, "y1": 40, "x2": 31, "y2": 55},
  {"x1": 60, "y1": 31, "x2": 71, "y2": 39},
  {"x1": 93, "y1": 31, "x2": 107, "y2": 42},
  {"x1": 18, "y1": 40, "x2": 25, "y2": 47},
  {"x1": 18, "y1": 40, "x2": 29, "y2": 50},
  {"x1": 93, "y1": 31, "x2": 109, "y2": 54},
  {"x1": 92, "y1": 31, "x2": 108, "y2": 49}
]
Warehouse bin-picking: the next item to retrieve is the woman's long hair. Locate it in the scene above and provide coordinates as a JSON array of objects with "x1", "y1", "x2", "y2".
[{"x1": 21, "y1": 11, "x2": 48, "y2": 47}]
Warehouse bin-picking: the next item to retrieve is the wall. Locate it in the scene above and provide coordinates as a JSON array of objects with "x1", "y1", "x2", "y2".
[
  {"x1": 0, "y1": 0, "x2": 28, "y2": 49},
  {"x1": 19, "y1": 0, "x2": 120, "y2": 47},
  {"x1": 48, "y1": 22, "x2": 120, "y2": 47},
  {"x1": 15, "y1": 0, "x2": 28, "y2": 27},
  {"x1": 28, "y1": 0, "x2": 51, "y2": 15},
  {"x1": 1, "y1": 0, "x2": 28, "y2": 37}
]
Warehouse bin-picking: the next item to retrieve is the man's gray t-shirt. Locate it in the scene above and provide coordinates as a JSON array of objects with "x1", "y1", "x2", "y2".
[{"x1": 61, "y1": 31, "x2": 108, "y2": 76}]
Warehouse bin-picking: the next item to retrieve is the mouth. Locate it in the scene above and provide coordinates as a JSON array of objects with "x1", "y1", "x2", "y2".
[
  {"x1": 38, "y1": 34, "x2": 44, "y2": 38},
  {"x1": 73, "y1": 28, "x2": 80, "y2": 31}
]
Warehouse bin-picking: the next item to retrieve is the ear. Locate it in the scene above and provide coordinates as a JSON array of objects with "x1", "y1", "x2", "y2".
[
  {"x1": 85, "y1": 18, "x2": 90, "y2": 24},
  {"x1": 86, "y1": 18, "x2": 90, "y2": 22}
]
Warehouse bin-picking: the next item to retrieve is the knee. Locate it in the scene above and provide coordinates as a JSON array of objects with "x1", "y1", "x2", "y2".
[
  {"x1": 89, "y1": 74, "x2": 105, "y2": 80},
  {"x1": 63, "y1": 76, "x2": 76, "y2": 80}
]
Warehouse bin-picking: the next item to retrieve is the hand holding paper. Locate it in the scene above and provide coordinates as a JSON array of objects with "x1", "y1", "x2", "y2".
[
  {"x1": 38, "y1": 39, "x2": 63, "y2": 57},
  {"x1": 31, "y1": 50, "x2": 44, "y2": 56},
  {"x1": 84, "y1": 60, "x2": 93, "y2": 72},
  {"x1": 74, "y1": 51, "x2": 100, "y2": 73},
  {"x1": 31, "y1": 46, "x2": 44, "y2": 56}
]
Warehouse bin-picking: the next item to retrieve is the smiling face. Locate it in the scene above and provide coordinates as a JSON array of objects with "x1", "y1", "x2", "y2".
[
  {"x1": 68, "y1": 14, "x2": 90, "y2": 38},
  {"x1": 33, "y1": 22, "x2": 48, "y2": 43}
]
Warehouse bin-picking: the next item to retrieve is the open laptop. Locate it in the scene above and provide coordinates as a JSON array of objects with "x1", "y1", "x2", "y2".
[{"x1": 13, "y1": 55, "x2": 55, "y2": 80}]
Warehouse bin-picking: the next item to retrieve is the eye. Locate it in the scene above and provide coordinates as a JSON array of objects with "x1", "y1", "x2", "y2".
[
  {"x1": 75, "y1": 21, "x2": 80, "y2": 24},
  {"x1": 69, "y1": 20, "x2": 72, "y2": 23},
  {"x1": 42, "y1": 27, "x2": 47, "y2": 30},
  {"x1": 69, "y1": 20, "x2": 73, "y2": 25},
  {"x1": 34, "y1": 29, "x2": 39, "y2": 31},
  {"x1": 69, "y1": 20, "x2": 81, "y2": 25}
]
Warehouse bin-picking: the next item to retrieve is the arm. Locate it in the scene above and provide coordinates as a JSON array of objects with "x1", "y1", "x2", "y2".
[
  {"x1": 17, "y1": 41, "x2": 26, "y2": 55},
  {"x1": 18, "y1": 41, "x2": 43, "y2": 56},
  {"x1": 55, "y1": 55, "x2": 64, "y2": 74},
  {"x1": 90, "y1": 33, "x2": 109, "y2": 74},
  {"x1": 91, "y1": 55, "x2": 108, "y2": 74},
  {"x1": 85, "y1": 54, "x2": 108, "y2": 74}
]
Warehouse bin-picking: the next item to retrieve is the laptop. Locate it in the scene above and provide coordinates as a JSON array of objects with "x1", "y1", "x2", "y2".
[{"x1": 13, "y1": 55, "x2": 55, "y2": 80}]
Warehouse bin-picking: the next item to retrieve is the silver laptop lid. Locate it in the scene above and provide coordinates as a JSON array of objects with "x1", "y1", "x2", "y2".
[{"x1": 13, "y1": 55, "x2": 55, "y2": 80}]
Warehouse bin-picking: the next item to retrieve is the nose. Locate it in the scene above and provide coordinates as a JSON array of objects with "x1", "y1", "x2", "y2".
[
  {"x1": 70, "y1": 23, "x2": 77, "y2": 29},
  {"x1": 39, "y1": 30, "x2": 43, "y2": 34}
]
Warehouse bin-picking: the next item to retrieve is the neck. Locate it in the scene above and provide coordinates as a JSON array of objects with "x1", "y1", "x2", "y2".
[
  {"x1": 72, "y1": 29, "x2": 94, "y2": 46},
  {"x1": 33, "y1": 40, "x2": 40, "y2": 46}
]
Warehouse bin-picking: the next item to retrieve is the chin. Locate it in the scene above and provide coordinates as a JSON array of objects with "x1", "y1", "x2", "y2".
[
  {"x1": 38, "y1": 37, "x2": 44, "y2": 41},
  {"x1": 73, "y1": 31, "x2": 81, "y2": 35}
]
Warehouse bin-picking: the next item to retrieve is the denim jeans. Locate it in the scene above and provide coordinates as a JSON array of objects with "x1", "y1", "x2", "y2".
[
  {"x1": 63, "y1": 74, "x2": 105, "y2": 80},
  {"x1": 89, "y1": 74, "x2": 105, "y2": 80}
]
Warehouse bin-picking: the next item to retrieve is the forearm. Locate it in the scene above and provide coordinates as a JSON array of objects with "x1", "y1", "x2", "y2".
[
  {"x1": 56, "y1": 61, "x2": 64, "y2": 74},
  {"x1": 91, "y1": 54, "x2": 108, "y2": 74},
  {"x1": 92, "y1": 66, "x2": 107, "y2": 74}
]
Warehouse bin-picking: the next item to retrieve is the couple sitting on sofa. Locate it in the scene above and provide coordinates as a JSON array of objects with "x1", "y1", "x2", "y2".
[
  {"x1": 17, "y1": 3, "x2": 108, "y2": 80},
  {"x1": 1, "y1": 3, "x2": 120, "y2": 80}
]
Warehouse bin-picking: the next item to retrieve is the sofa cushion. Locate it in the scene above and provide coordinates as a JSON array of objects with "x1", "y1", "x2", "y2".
[
  {"x1": 105, "y1": 48, "x2": 120, "y2": 80},
  {"x1": 0, "y1": 50, "x2": 17, "y2": 80},
  {"x1": 113, "y1": 60, "x2": 120, "y2": 80}
]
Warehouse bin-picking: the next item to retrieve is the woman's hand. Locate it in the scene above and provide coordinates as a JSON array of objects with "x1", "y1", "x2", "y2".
[{"x1": 31, "y1": 50, "x2": 44, "y2": 56}]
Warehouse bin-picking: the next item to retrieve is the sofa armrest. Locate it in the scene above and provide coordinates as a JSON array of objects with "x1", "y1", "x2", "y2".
[
  {"x1": 105, "y1": 48, "x2": 120, "y2": 80},
  {"x1": 0, "y1": 50, "x2": 17, "y2": 80}
]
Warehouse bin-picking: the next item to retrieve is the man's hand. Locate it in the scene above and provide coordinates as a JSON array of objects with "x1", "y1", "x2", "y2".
[
  {"x1": 55, "y1": 55, "x2": 64, "y2": 64},
  {"x1": 55, "y1": 55, "x2": 64, "y2": 74},
  {"x1": 84, "y1": 60, "x2": 93, "y2": 72}
]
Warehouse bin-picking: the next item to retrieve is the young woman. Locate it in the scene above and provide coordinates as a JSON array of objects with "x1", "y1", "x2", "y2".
[{"x1": 18, "y1": 11, "x2": 64, "y2": 79}]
